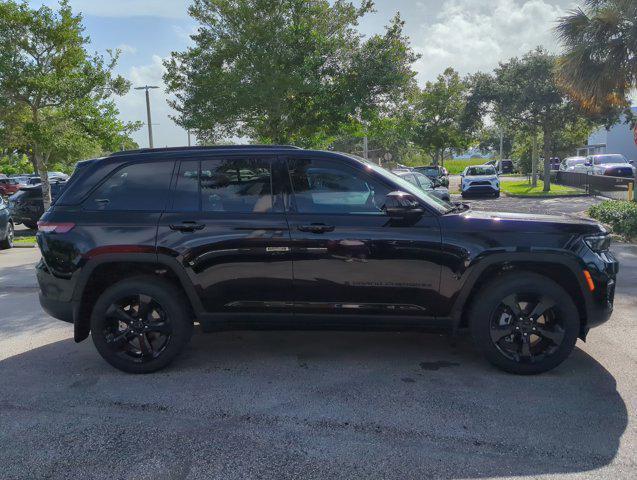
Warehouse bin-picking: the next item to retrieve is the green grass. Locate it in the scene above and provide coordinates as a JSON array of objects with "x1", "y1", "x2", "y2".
[
  {"x1": 500, "y1": 179, "x2": 585, "y2": 196},
  {"x1": 13, "y1": 235, "x2": 36, "y2": 244},
  {"x1": 444, "y1": 159, "x2": 482, "y2": 175}
]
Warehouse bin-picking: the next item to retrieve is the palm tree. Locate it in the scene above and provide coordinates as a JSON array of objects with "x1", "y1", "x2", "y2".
[{"x1": 556, "y1": 0, "x2": 637, "y2": 112}]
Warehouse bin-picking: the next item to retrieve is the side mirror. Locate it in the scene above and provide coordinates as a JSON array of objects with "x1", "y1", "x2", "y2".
[
  {"x1": 629, "y1": 160, "x2": 634, "y2": 165},
  {"x1": 384, "y1": 191, "x2": 423, "y2": 219}
]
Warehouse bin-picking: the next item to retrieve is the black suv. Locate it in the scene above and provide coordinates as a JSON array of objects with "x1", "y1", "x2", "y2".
[{"x1": 36, "y1": 146, "x2": 618, "y2": 374}]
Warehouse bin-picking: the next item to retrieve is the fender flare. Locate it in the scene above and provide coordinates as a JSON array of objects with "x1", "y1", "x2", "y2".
[{"x1": 449, "y1": 251, "x2": 590, "y2": 329}]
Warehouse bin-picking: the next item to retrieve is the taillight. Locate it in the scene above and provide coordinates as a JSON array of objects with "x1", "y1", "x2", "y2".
[{"x1": 37, "y1": 221, "x2": 75, "y2": 233}]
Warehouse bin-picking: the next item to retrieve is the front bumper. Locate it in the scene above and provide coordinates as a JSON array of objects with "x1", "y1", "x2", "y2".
[
  {"x1": 584, "y1": 249, "x2": 618, "y2": 328},
  {"x1": 39, "y1": 293, "x2": 74, "y2": 323},
  {"x1": 462, "y1": 185, "x2": 499, "y2": 195}
]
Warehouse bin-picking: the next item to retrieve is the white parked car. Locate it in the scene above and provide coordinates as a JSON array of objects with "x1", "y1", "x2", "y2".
[
  {"x1": 573, "y1": 154, "x2": 635, "y2": 178},
  {"x1": 461, "y1": 165, "x2": 500, "y2": 198}
]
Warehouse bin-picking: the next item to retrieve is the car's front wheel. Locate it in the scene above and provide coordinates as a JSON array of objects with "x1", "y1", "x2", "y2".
[
  {"x1": 469, "y1": 273, "x2": 579, "y2": 375},
  {"x1": 90, "y1": 276, "x2": 193, "y2": 373},
  {"x1": 1, "y1": 221, "x2": 14, "y2": 249}
]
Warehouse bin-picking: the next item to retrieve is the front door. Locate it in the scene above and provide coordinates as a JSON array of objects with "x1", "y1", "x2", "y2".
[
  {"x1": 284, "y1": 155, "x2": 443, "y2": 319},
  {"x1": 156, "y1": 155, "x2": 293, "y2": 316}
]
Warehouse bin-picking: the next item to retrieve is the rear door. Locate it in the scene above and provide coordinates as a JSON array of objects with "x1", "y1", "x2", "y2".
[{"x1": 156, "y1": 155, "x2": 294, "y2": 316}]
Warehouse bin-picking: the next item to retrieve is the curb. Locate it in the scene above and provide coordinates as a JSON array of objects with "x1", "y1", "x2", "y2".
[
  {"x1": 12, "y1": 243, "x2": 36, "y2": 249},
  {"x1": 501, "y1": 192, "x2": 589, "y2": 199}
]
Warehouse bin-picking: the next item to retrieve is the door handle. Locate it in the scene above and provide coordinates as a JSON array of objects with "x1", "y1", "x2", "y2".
[
  {"x1": 297, "y1": 223, "x2": 335, "y2": 234},
  {"x1": 169, "y1": 221, "x2": 205, "y2": 233}
]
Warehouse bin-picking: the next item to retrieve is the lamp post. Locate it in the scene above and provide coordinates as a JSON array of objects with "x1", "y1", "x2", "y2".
[{"x1": 134, "y1": 85, "x2": 159, "y2": 148}]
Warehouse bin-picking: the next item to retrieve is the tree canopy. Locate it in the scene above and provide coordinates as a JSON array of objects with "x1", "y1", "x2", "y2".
[
  {"x1": 164, "y1": 0, "x2": 418, "y2": 147},
  {"x1": 0, "y1": 0, "x2": 139, "y2": 206},
  {"x1": 556, "y1": 0, "x2": 637, "y2": 113},
  {"x1": 411, "y1": 68, "x2": 472, "y2": 166}
]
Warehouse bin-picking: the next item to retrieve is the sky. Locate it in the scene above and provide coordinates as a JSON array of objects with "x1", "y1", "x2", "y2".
[{"x1": 33, "y1": 0, "x2": 579, "y2": 148}]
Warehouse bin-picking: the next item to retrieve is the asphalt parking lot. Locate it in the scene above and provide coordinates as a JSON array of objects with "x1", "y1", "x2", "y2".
[{"x1": 0, "y1": 196, "x2": 635, "y2": 479}]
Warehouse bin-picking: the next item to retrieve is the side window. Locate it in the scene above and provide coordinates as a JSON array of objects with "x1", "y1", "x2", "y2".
[
  {"x1": 287, "y1": 158, "x2": 390, "y2": 215},
  {"x1": 402, "y1": 174, "x2": 418, "y2": 186},
  {"x1": 85, "y1": 161, "x2": 174, "y2": 211},
  {"x1": 171, "y1": 160, "x2": 199, "y2": 212},
  {"x1": 200, "y1": 157, "x2": 279, "y2": 213},
  {"x1": 414, "y1": 173, "x2": 433, "y2": 189}
]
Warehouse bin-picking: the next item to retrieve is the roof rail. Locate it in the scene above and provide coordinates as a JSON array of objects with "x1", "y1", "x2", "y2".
[{"x1": 109, "y1": 145, "x2": 302, "y2": 156}]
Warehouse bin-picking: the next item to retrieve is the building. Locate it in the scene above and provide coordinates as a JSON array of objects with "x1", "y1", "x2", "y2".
[{"x1": 578, "y1": 107, "x2": 637, "y2": 161}]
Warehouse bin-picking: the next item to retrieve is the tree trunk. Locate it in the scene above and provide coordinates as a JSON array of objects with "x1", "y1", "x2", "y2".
[
  {"x1": 531, "y1": 134, "x2": 538, "y2": 188},
  {"x1": 34, "y1": 147, "x2": 52, "y2": 210},
  {"x1": 542, "y1": 129, "x2": 551, "y2": 192}
]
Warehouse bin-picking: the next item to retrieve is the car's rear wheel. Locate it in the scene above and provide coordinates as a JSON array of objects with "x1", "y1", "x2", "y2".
[
  {"x1": 90, "y1": 276, "x2": 193, "y2": 374},
  {"x1": 1, "y1": 221, "x2": 14, "y2": 249},
  {"x1": 469, "y1": 273, "x2": 579, "y2": 375}
]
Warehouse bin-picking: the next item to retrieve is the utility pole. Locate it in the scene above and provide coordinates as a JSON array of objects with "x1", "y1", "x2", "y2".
[
  {"x1": 363, "y1": 136, "x2": 369, "y2": 160},
  {"x1": 187, "y1": 130, "x2": 192, "y2": 147},
  {"x1": 134, "y1": 85, "x2": 159, "y2": 148},
  {"x1": 499, "y1": 128, "x2": 504, "y2": 160}
]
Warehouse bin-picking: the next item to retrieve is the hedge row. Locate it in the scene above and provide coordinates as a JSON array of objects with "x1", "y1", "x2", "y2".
[{"x1": 589, "y1": 201, "x2": 637, "y2": 240}]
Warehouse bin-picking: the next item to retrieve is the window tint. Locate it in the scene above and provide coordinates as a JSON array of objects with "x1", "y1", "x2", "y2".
[
  {"x1": 85, "y1": 161, "x2": 174, "y2": 211},
  {"x1": 172, "y1": 160, "x2": 199, "y2": 211},
  {"x1": 401, "y1": 174, "x2": 418, "y2": 186},
  {"x1": 200, "y1": 157, "x2": 279, "y2": 213},
  {"x1": 288, "y1": 158, "x2": 389, "y2": 214}
]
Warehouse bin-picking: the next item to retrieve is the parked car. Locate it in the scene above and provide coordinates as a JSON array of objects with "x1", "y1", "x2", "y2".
[
  {"x1": 0, "y1": 196, "x2": 14, "y2": 249},
  {"x1": 485, "y1": 159, "x2": 515, "y2": 174},
  {"x1": 8, "y1": 180, "x2": 67, "y2": 229},
  {"x1": 412, "y1": 165, "x2": 449, "y2": 187},
  {"x1": 498, "y1": 159, "x2": 515, "y2": 174},
  {"x1": 574, "y1": 154, "x2": 636, "y2": 178},
  {"x1": 0, "y1": 177, "x2": 22, "y2": 197},
  {"x1": 37, "y1": 145, "x2": 617, "y2": 375},
  {"x1": 392, "y1": 169, "x2": 451, "y2": 202},
  {"x1": 559, "y1": 156, "x2": 587, "y2": 172},
  {"x1": 461, "y1": 165, "x2": 500, "y2": 197}
]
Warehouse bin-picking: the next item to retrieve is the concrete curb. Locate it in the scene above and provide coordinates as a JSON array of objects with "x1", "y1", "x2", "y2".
[
  {"x1": 12, "y1": 243, "x2": 36, "y2": 249},
  {"x1": 502, "y1": 192, "x2": 589, "y2": 199}
]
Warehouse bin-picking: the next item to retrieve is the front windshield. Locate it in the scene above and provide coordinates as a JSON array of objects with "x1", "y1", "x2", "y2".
[
  {"x1": 466, "y1": 166, "x2": 496, "y2": 176},
  {"x1": 344, "y1": 154, "x2": 452, "y2": 214},
  {"x1": 566, "y1": 157, "x2": 585, "y2": 166},
  {"x1": 593, "y1": 154, "x2": 628, "y2": 165}
]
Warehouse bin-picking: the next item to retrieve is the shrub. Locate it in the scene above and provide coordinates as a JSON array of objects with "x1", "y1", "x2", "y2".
[{"x1": 589, "y1": 201, "x2": 637, "y2": 240}]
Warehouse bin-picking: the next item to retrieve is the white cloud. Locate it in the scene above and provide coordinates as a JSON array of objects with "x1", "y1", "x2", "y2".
[
  {"x1": 39, "y1": 0, "x2": 190, "y2": 18},
  {"x1": 116, "y1": 44, "x2": 137, "y2": 55},
  {"x1": 413, "y1": 0, "x2": 571, "y2": 83}
]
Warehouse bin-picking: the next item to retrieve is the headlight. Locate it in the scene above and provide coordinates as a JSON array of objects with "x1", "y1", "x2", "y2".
[{"x1": 584, "y1": 235, "x2": 611, "y2": 252}]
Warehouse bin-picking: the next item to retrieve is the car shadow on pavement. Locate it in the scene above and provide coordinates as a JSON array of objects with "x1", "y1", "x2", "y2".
[{"x1": 0, "y1": 331, "x2": 627, "y2": 479}]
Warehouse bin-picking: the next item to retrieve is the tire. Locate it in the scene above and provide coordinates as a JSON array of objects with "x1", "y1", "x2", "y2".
[
  {"x1": 0, "y1": 221, "x2": 13, "y2": 249},
  {"x1": 494, "y1": 191, "x2": 500, "y2": 198},
  {"x1": 23, "y1": 221, "x2": 38, "y2": 230},
  {"x1": 469, "y1": 273, "x2": 579, "y2": 375},
  {"x1": 90, "y1": 276, "x2": 193, "y2": 374}
]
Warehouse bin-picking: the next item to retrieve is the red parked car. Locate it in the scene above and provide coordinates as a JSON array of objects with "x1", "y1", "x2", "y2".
[{"x1": 0, "y1": 177, "x2": 22, "y2": 197}]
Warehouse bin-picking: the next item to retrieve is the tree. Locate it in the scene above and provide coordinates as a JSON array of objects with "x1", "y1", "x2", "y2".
[
  {"x1": 0, "y1": 1, "x2": 138, "y2": 208},
  {"x1": 477, "y1": 126, "x2": 513, "y2": 159},
  {"x1": 411, "y1": 68, "x2": 472, "y2": 166},
  {"x1": 164, "y1": 0, "x2": 418, "y2": 146},
  {"x1": 556, "y1": 0, "x2": 637, "y2": 113},
  {"x1": 468, "y1": 49, "x2": 591, "y2": 191}
]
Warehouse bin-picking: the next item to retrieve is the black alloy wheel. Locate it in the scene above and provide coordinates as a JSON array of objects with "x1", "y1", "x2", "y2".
[
  {"x1": 489, "y1": 293, "x2": 565, "y2": 364},
  {"x1": 103, "y1": 294, "x2": 173, "y2": 362},
  {"x1": 470, "y1": 273, "x2": 579, "y2": 375},
  {"x1": 91, "y1": 276, "x2": 193, "y2": 373}
]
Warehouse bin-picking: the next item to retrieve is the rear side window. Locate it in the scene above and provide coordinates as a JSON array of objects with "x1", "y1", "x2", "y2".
[
  {"x1": 169, "y1": 157, "x2": 282, "y2": 213},
  {"x1": 85, "y1": 161, "x2": 174, "y2": 211}
]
